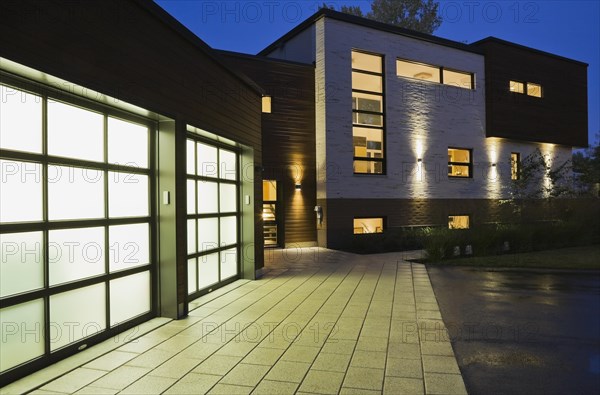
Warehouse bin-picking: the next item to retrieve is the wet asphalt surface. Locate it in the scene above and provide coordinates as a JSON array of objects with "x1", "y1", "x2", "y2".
[{"x1": 427, "y1": 266, "x2": 600, "y2": 395}]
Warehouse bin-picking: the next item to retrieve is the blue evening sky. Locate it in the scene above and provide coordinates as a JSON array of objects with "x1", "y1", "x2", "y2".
[{"x1": 156, "y1": 0, "x2": 599, "y2": 147}]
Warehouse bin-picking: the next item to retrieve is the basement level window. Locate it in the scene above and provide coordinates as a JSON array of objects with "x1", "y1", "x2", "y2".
[
  {"x1": 353, "y1": 217, "x2": 384, "y2": 234},
  {"x1": 449, "y1": 215, "x2": 470, "y2": 229},
  {"x1": 511, "y1": 152, "x2": 521, "y2": 180}
]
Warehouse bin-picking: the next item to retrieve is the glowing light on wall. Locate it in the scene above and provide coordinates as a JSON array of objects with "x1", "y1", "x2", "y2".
[
  {"x1": 486, "y1": 139, "x2": 501, "y2": 199},
  {"x1": 543, "y1": 143, "x2": 555, "y2": 197}
]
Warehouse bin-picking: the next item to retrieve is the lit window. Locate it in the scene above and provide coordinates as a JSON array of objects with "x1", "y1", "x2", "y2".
[
  {"x1": 449, "y1": 215, "x2": 470, "y2": 229},
  {"x1": 527, "y1": 83, "x2": 542, "y2": 98},
  {"x1": 511, "y1": 152, "x2": 520, "y2": 180},
  {"x1": 397, "y1": 59, "x2": 440, "y2": 83},
  {"x1": 443, "y1": 69, "x2": 474, "y2": 89},
  {"x1": 353, "y1": 218, "x2": 384, "y2": 234},
  {"x1": 448, "y1": 148, "x2": 473, "y2": 178},
  {"x1": 352, "y1": 50, "x2": 384, "y2": 174},
  {"x1": 262, "y1": 96, "x2": 272, "y2": 113},
  {"x1": 509, "y1": 80, "x2": 524, "y2": 93}
]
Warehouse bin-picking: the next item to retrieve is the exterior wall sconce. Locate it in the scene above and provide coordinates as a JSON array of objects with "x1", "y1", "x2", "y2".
[
  {"x1": 491, "y1": 163, "x2": 497, "y2": 167},
  {"x1": 295, "y1": 183, "x2": 301, "y2": 191},
  {"x1": 417, "y1": 158, "x2": 422, "y2": 163}
]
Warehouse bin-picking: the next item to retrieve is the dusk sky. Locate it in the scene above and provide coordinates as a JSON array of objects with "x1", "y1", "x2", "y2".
[{"x1": 156, "y1": 0, "x2": 599, "y2": 148}]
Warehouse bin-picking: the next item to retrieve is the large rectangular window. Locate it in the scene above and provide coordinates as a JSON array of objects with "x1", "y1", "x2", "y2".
[
  {"x1": 186, "y1": 135, "x2": 240, "y2": 297},
  {"x1": 448, "y1": 215, "x2": 470, "y2": 229},
  {"x1": 509, "y1": 80, "x2": 542, "y2": 98},
  {"x1": 448, "y1": 148, "x2": 473, "y2": 178},
  {"x1": 397, "y1": 59, "x2": 474, "y2": 89},
  {"x1": 353, "y1": 217, "x2": 384, "y2": 234},
  {"x1": 511, "y1": 152, "x2": 521, "y2": 180},
  {"x1": 0, "y1": 81, "x2": 154, "y2": 377},
  {"x1": 352, "y1": 50, "x2": 385, "y2": 174}
]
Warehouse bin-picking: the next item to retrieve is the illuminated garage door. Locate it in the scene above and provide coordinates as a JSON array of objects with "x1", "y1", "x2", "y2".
[
  {"x1": 0, "y1": 81, "x2": 155, "y2": 381},
  {"x1": 186, "y1": 134, "x2": 240, "y2": 298}
]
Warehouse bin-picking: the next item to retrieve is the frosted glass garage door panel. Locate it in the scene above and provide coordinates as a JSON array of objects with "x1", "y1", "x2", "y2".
[
  {"x1": 0, "y1": 85, "x2": 42, "y2": 153},
  {"x1": 187, "y1": 219, "x2": 196, "y2": 254},
  {"x1": 219, "y1": 149, "x2": 237, "y2": 181},
  {"x1": 220, "y1": 248, "x2": 238, "y2": 279},
  {"x1": 197, "y1": 142, "x2": 218, "y2": 178},
  {"x1": 197, "y1": 181, "x2": 218, "y2": 214},
  {"x1": 219, "y1": 183, "x2": 237, "y2": 213},
  {"x1": 50, "y1": 283, "x2": 106, "y2": 351},
  {"x1": 48, "y1": 165, "x2": 104, "y2": 221},
  {"x1": 198, "y1": 253, "x2": 219, "y2": 289},
  {"x1": 220, "y1": 216, "x2": 237, "y2": 247},
  {"x1": 186, "y1": 139, "x2": 196, "y2": 175},
  {"x1": 107, "y1": 117, "x2": 148, "y2": 168},
  {"x1": 188, "y1": 258, "x2": 197, "y2": 294},
  {"x1": 48, "y1": 227, "x2": 105, "y2": 286},
  {"x1": 108, "y1": 172, "x2": 149, "y2": 218},
  {"x1": 110, "y1": 271, "x2": 151, "y2": 327},
  {"x1": 109, "y1": 223, "x2": 150, "y2": 272},
  {"x1": 0, "y1": 232, "x2": 44, "y2": 297},
  {"x1": 0, "y1": 160, "x2": 43, "y2": 223},
  {"x1": 187, "y1": 179, "x2": 196, "y2": 214},
  {"x1": 47, "y1": 100, "x2": 104, "y2": 162},
  {"x1": 0, "y1": 299, "x2": 44, "y2": 372},
  {"x1": 198, "y1": 218, "x2": 218, "y2": 252}
]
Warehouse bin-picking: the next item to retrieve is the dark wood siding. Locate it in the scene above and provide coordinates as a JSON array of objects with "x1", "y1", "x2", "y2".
[
  {"x1": 221, "y1": 53, "x2": 317, "y2": 246},
  {"x1": 473, "y1": 39, "x2": 588, "y2": 147}
]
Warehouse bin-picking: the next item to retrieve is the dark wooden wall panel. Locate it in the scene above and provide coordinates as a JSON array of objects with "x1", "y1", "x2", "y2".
[
  {"x1": 473, "y1": 39, "x2": 588, "y2": 147},
  {"x1": 221, "y1": 52, "x2": 317, "y2": 246}
]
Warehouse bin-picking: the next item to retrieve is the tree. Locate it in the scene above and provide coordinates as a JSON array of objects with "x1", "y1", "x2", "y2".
[
  {"x1": 319, "y1": 0, "x2": 442, "y2": 34},
  {"x1": 572, "y1": 135, "x2": 600, "y2": 196}
]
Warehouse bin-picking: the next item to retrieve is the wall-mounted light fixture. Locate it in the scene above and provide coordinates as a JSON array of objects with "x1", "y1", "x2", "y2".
[
  {"x1": 491, "y1": 163, "x2": 497, "y2": 167},
  {"x1": 417, "y1": 158, "x2": 422, "y2": 163},
  {"x1": 295, "y1": 183, "x2": 301, "y2": 191}
]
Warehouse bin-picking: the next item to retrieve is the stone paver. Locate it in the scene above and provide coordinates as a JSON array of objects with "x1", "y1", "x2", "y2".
[{"x1": 9, "y1": 248, "x2": 466, "y2": 395}]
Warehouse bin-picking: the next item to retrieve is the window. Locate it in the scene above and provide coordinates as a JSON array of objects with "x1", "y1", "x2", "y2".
[
  {"x1": 509, "y1": 80, "x2": 524, "y2": 93},
  {"x1": 352, "y1": 50, "x2": 384, "y2": 174},
  {"x1": 448, "y1": 148, "x2": 473, "y2": 178},
  {"x1": 527, "y1": 83, "x2": 542, "y2": 98},
  {"x1": 449, "y1": 215, "x2": 470, "y2": 229},
  {"x1": 396, "y1": 59, "x2": 474, "y2": 89},
  {"x1": 509, "y1": 80, "x2": 542, "y2": 98},
  {"x1": 511, "y1": 153, "x2": 521, "y2": 180},
  {"x1": 354, "y1": 217, "x2": 384, "y2": 234}
]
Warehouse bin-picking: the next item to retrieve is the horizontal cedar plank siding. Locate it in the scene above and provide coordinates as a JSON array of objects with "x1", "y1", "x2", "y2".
[
  {"x1": 0, "y1": 0, "x2": 261, "y2": 149},
  {"x1": 221, "y1": 53, "x2": 317, "y2": 245},
  {"x1": 474, "y1": 40, "x2": 587, "y2": 147}
]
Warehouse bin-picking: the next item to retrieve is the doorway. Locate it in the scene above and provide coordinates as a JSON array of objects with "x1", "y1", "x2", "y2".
[{"x1": 263, "y1": 180, "x2": 278, "y2": 247}]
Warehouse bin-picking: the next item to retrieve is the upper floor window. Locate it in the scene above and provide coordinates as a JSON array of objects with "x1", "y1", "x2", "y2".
[
  {"x1": 397, "y1": 58, "x2": 474, "y2": 90},
  {"x1": 509, "y1": 80, "x2": 542, "y2": 98},
  {"x1": 511, "y1": 152, "x2": 521, "y2": 180},
  {"x1": 448, "y1": 148, "x2": 473, "y2": 178},
  {"x1": 352, "y1": 50, "x2": 385, "y2": 175}
]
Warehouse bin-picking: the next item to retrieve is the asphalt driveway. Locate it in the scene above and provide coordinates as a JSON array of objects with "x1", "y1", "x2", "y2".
[{"x1": 427, "y1": 266, "x2": 600, "y2": 395}]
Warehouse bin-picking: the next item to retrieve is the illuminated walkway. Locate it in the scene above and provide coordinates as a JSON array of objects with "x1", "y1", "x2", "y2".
[{"x1": 3, "y1": 248, "x2": 467, "y2": 395}]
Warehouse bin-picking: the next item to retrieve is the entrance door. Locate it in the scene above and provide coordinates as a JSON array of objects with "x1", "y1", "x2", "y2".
[{"x1": 263, "y1": 180, "x2": 278, "y2": 247}]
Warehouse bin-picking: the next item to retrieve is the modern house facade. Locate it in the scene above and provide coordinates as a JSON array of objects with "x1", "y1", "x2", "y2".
[{"x1": 0, "y1": 2, "x2": 590, "y2": 386}]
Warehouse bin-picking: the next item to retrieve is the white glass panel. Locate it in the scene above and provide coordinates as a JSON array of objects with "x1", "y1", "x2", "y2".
[
  {"x1": 220, "y1": 248, "x2": 237, "y2": 279},
  {"x1": 50, "y1": 283, "x2": 106, "y2": 351},
  {"x1": 0, "y1": 299, "x2": 44, "y2": 372},
  {"x1": 0, "y1": 160, "x2": 43, "y2": 223},
  {"x1": 187, "y1": 219, "x2": 196, "y2": 254},
  {"x1": 108, "y1": 117, "x2": 148, "y2": 168},
  {"x1": 186, "y1": 139, "x2": 196, "y2": 175},
  {"x1": 198, "y1": 253, "x2": 219, "y2": 289},
  {"x1": 0, "y1": 84, "x2": 42, "y2": 153},
  {"x1": 0, "y1": 232, "x2": 44, "y2": 297},
  {"x1": 197, "y1": 142, "x2": 218, "y2": 178},
  {"x1": 220, "y1": 216, "x2": 237, "y2": 247},
  {"x1": 198, "y1": 218, "x2": 219, "y2": 252},
  {"x1": 187, "y1": 258, "x2": 197, "y2": 294},
  {"x1": 219, "y1": 149, "x2": 237, "y2": 181},
  {"x1": 48, "y1": 165, "x2": 104, "y2": 221},
  {"x1": 443, "y1": 69, "x2": 473, "y2": 89},
  {"x1": 47, "y1": 100, "x2": 103, "y2": 162},
  {"x1": 197, "y1": 181, "x2": 218, "y2": 214},
  {"x1": 352, "y1": 72, "x2": 382, "y2": 93},
  {"x1": 219, "y1": 183, "x2": 237, "y2": 213},
  {"x1": 108, "y1": 172, "x2": 149, "y2": 218},
  {"x1": 109, "y1": 223, "x2": 150, "y2": 272},
  {"x1": 351, "y1": 51, "x2": 382, "y2": 73},
  {"x1": 187, "y1": 179, "x2": 196, "y2": 214},
  {"x1": 49, "y1": 227, "x2": 105, "y2": 286},
  {"x1": 110, "y1": 271, "x2": 150, "y2": 326},
  {"x1": 396, "y1": 59, "x2": 440, "y2": 83}
]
